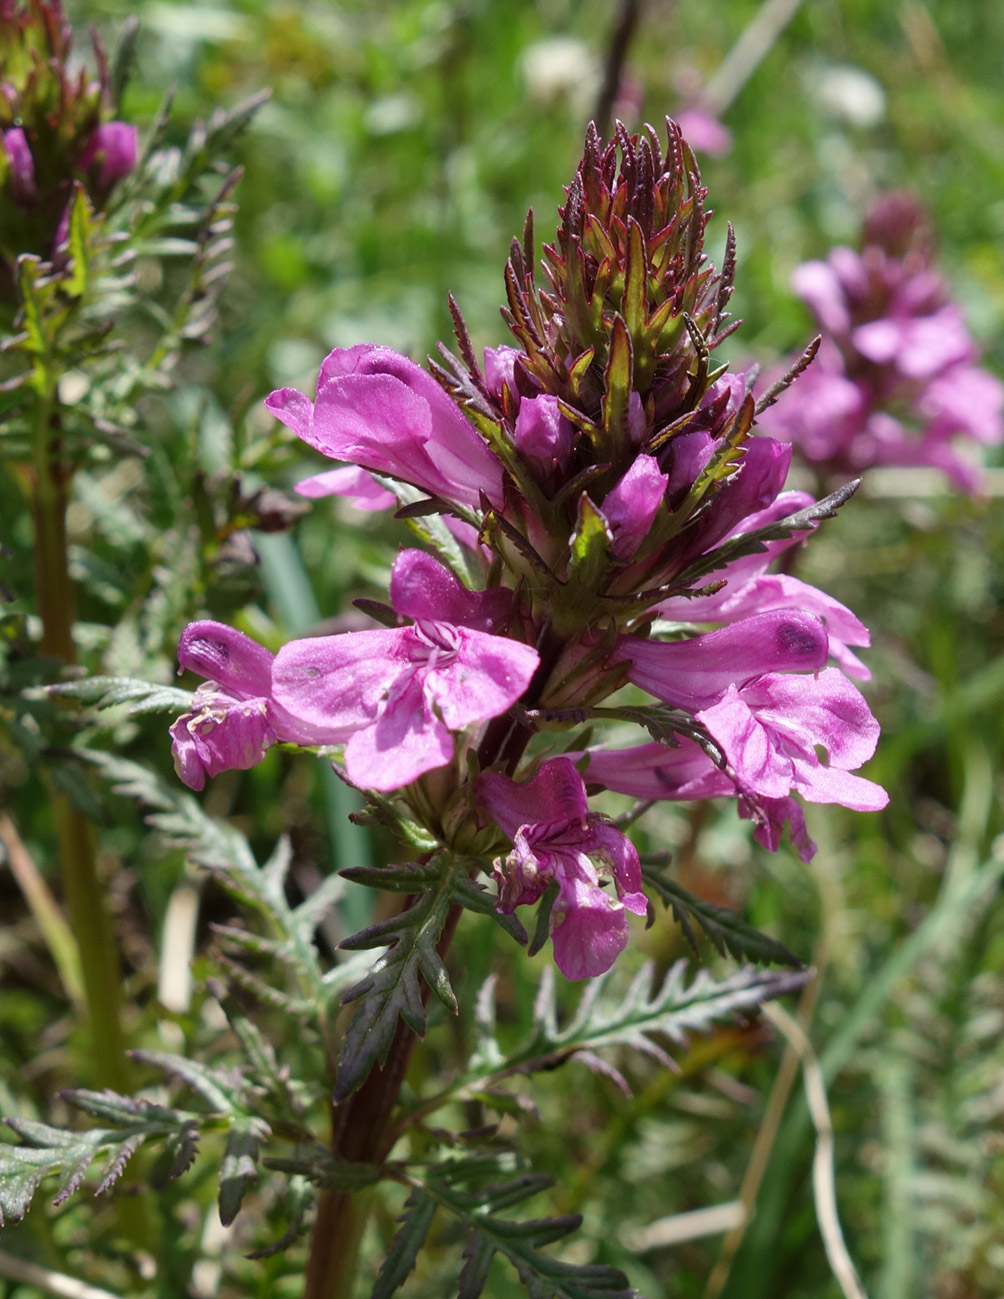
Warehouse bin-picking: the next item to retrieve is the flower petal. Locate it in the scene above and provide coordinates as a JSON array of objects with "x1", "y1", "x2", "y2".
[{"x1": 178, "y1": 621, "x2": 274, "y2": 700}]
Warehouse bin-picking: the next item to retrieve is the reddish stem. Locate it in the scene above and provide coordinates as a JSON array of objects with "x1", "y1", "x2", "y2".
[{"x1": 304, "y1": 901, "x2": 463, "y2": 1299}]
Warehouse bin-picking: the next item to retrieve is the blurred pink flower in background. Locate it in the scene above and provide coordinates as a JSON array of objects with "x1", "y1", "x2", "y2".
[{"x1": 759, "y1": 191, "x2": 1004, "y2": 490}]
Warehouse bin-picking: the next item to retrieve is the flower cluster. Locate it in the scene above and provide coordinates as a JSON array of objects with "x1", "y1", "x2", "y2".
[
  {"x1": 758, "y1": 191, "x2": 1004, "y2": 491},
  {"x1": 171, "y1": 121, "x2": 887, "y2": 979},
  {"x1": 0, "y1": 0, "x2": 138, "y2": 298}
]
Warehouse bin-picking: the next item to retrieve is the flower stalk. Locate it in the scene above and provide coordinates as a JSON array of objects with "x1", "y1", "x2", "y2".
[
  {"x1": 30, "y1": 357, "x2": 132, "y2": 1092},
  {"x1": 304, "y1": 900, "x2": 464, "y2": 1299}
]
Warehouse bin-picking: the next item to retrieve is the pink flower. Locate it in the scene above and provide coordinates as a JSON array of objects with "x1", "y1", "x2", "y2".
[
  {"x1": 294, "y1": 465, "x2": 396, "y2": 511},
  {"x1": 269, "y1": 553, "x2": 536, "y2": 791},
  {"x1": 656, "y1": 489, "x2": 873, "y2": 680},
  {"x1": 601, "y1": 454, "x2": 669, "y2": 559},
  {"x1": 583, "y1": 738, "x2": 734, "y2": 802},
  {"x1": 762, "y1": 196, "x2": 1004, "y2": 491},
  {"x1": 266, "y1": 344, "x2": 505, "y2": 511},
  {"x1": 513, "y1": 394, "x2": 576, "y2": 483},
  {"x1": 478, "y1": 758, "x2": 648, "y2": 979},
  {"x1": 3, "y1": 128, "x2": 37, "y2": 209},
  {"x1": 77, "y1": 121, "x2": 138, "y2": 191},
  {"x1": 388, "y1": 548, "x2": 512, "y2": 634},
  {"x1": 271, "y1": 621, "x2": 538, "y2": 791},
  {"x1": 582, "y1": 739, "x2": 818, "y2": 861},
  {"x1": 614, "y1": 611, "x2": 887, "y2": 812},
  {"x1": 169, "y1": 621, "x2": 302, "y2": 790}
]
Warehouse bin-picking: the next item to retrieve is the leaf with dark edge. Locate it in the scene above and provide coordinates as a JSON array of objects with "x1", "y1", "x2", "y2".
[
  {"x1": 566, "y1": 493, "x2": 613, "y2": 594},
  {"x1": 218, "y1": 1117, "x2": 271, "y2": 1226},
  {"x1": 754, "y1": 336, "x2": 821, "y2": 416},
  {"x1": 372, "y1": 1188, "x2": 438, "y2": 1299},
  {"x1": 262, "y1": 1148, "x2": 384, "y2": 1192},
  {"x1": 334, "y1": 859, "x2": 460, "y2": 1101},
  {"x1": 450, "y1": 876, "x2": 528, "y2": 945},
  {"x1": 416, "y1": 1161, "x2": 638, "y2": 1299},
  {"x1": 459, "y1": 1232, "x2": 496, "y2": 1299},
  {"x1": 0, "y1": 1101, "x2": 210, "y2": 1224},
  {"x1": 128, "y1": 1049, "x2": 244, "y2": 1112},
  {"x1": 674, "y1": 479, "x2": 860, "y2": 588},
  {"x1": 402, "y1": 962, "x2": 811, "y2": 1132},
  {"x1": 149, "y1": 1122, "x2": 200, "y2": 1190},
  {"x1": 646, "y1": 867, "x2": 803, "y2": 967},
  {"x1": 352, "y1": 597, "x2": 399, "y2": 628},
  {"x1": 245, "y1": 1173, "x2": 314, "y2": 1260},
  {"x1": 94, "y1": 1133, "x2": 145, "y2": 1198},
  {"x1": 46, "y1": 675, "x2": 194, "y2": 715},
  {"x1": 528, "y1": 881, "x2": 561, "y2": 958}
]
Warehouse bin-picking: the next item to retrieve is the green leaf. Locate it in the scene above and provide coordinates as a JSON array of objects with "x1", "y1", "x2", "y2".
[
  {"x1": 599, "y1": 314, "x2": 633, "y2": 457},
  {"x1": 642, "y1": 869, "x2": 804, "y2": 968},
  {"x1": 372, "y1": 1189, "x2": 439, "y2": 1299},
  {"x1": 335, "y1": 858, "x2": 461, "y2": 1101},
  {"x1": 263, "y1": 1147, "x2": 384, "y2": 1192},
  {"x1": 218, "y1": 1117, "x2": 271, "y2": 1226},
  {"x1": 621, "y1": 217, "x2": 647, "y2": 343},
  {"x1": 674, "y1": 479, "x2": 860, "y2": 588},
  {"x1": 449, "y1": 876, "x2": 527, "y2": 945},
  {"x1": 65, "y1": 185, "x2": 93, "y2": 300},
  {"x1": 0, "y1": 1096, "x2": 206, "y2": 1225},
  {"x1": 566, "y1": 493, "x2": 613, "y2": 595},
  {"x1": 47, "y1": 675, "x2": 194, "y2": 715},
  {"x1": 15, "y1": 256, "x2": 46, "y2": 359},
  {"x1": 85, "y1": 752, "x2": 346, "y2": 1011},
  {"x1": 415, "y1": 1159, "x2": 638, "y2": 1299},
  {"x1": 409, "y1": 961, "x2": 811, "y2": 1127},
  {"x1": 129, "y1": 1049, "x2": 247, "y2": 1113}
]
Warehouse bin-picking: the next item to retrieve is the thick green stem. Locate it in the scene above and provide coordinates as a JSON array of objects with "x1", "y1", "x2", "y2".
[
  {"x1": 49, "y1": 790, "x2": 133, "y2": 1092},
  {"x1": 304, "y1": 902, "x2": 463, "y2": 1299},
  {"x1": 31, "y1": 389, "x2": 132, "y2": 1093}
]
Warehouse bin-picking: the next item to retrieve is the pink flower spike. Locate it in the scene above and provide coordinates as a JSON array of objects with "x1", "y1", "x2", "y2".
[
  {"x1": 272, "y1": 622, "x2": 538, "y2": 792},
  {"x1": 478, "y1": 758, "x2": 647, "y2": 980},
  {"x1": 266, "y1": 344, "x2": 505, "y2": 510}
]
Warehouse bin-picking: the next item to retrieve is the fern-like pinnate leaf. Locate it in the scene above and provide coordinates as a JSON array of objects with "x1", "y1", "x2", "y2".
[
  {"x1": 642, "y1": 867, "x2": 803, "y2": 967},
  {"x1": 415, "y1": 961, "x2": 811, "y2": 1124},
  {"x1": 413, "y1": 1159, "x2": 638, "y2": 1299},
  {"x1": 335, "y1": 858, "x2": 462, "y2": 1101},
  {"x1": 0, "y1": 1096, "x2": 205, "y2": 1225},
  {"x1": 372, "y1": 1188, "x2": 439, "y2": 1299},
  {"x1": 84, "y1": 751, "x2": 357, "y2": 1013},
  {"x1": 47, "y1": 675, "x2": 194, "y2": 715}
]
